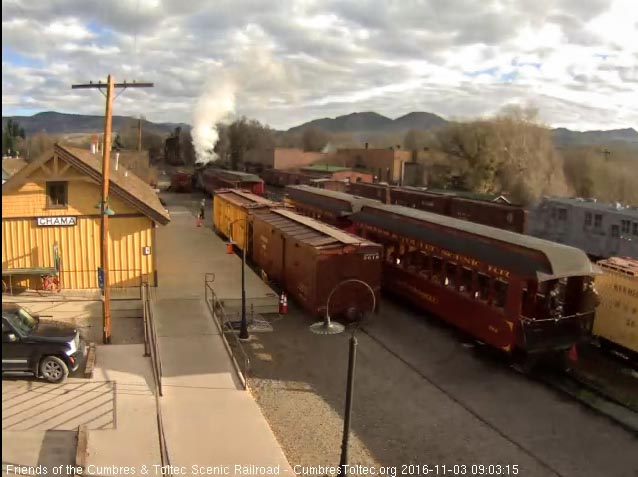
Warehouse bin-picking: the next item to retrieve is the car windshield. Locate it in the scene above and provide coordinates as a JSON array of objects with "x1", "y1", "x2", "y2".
[{"x1": 6, "y1": 307, "x2": 38, "y2": 335}]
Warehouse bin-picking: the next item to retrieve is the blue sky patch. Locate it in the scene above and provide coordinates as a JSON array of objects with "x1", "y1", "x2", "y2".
[
  {"x1": 2, "y1": 47, "x2": 43, "y2": 68},
  {"x1": 465, "y1": 67, "x2": 499, "y2": 77}
]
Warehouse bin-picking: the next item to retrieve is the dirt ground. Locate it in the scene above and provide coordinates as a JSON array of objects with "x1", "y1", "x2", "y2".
[{"x1": 244, "y1": 298, "x2": 638, "y2": 477}]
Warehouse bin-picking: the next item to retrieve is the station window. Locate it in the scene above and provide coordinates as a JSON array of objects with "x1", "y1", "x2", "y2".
[
  {"x1": 477, "y1": 273, "x2": 490, "y2": 301},
  {"x1": 621, "y1": 220, "x2": 631, "y2": 234},
  {"x1": 46, "y1": 181, "x2": 68, "y2": 208},
  {"x1": 594, "y1": 214, "x2": 602, "y2": 229},
  {"x1": 584, "y1": 212, "x2": 592, "y2": 227},
  {"x1": 494, "y1": 279, "x2": 508, "y2": 309}
]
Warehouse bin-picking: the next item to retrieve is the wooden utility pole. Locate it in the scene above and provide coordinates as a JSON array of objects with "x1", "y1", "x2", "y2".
[{"x1": 72, "y1": 76, "x2": 153, "y2": 344}]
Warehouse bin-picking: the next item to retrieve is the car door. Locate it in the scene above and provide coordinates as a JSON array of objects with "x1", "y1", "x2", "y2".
[{"x1": 2, "y1": 317, "x2": 30, "y2": 371}]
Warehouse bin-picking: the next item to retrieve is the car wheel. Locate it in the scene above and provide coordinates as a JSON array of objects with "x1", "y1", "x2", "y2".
[{"x1": 40, "y1": 356, "x2": 69, "y2": 383}]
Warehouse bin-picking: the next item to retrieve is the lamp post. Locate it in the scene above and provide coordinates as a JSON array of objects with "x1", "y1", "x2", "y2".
[
  {"x1": 226, "y1": 218, "x2": 249, "y2": 341},
  {"x1": 309, "y1": 279, "x2": 376, "y2": 475}
]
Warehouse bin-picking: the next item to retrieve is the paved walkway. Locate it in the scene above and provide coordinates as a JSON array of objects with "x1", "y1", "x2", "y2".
[{"x1": 154, "y1": 195, "x2": 292, "y2": 475}]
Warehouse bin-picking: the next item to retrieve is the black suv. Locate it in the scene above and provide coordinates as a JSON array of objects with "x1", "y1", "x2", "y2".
[{"x1": 2, "y1": 303, "x2": 83, "y2": 383}]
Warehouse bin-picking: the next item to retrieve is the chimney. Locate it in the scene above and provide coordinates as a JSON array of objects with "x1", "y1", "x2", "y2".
[
  {"x1": 365, "y1": 142, "x2": 369, "y2": 150},
  {"x1": 397, "y1": 145, "x2": 401, "y2": 149}
]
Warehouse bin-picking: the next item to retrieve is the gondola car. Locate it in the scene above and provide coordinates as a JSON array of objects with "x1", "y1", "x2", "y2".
[
  {"x1": 284, "y1": 185, "x2": 380, "y2": 232},
  {"x1": 199, "y1": 167, "x2": 264, "y2": 196},
  {"x1": 350, "y1": 204, "x2": 599, "y2": 361}
]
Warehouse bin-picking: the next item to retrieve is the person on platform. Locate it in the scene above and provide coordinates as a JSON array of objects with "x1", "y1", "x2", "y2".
[{"x1": 581, "y1": 281, "x2": 601, "y2": 313}]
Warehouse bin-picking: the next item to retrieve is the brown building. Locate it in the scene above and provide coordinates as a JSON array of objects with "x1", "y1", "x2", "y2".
[
  {"x1": 335, "y1": 146, "x2": 412, "y2": 183},
  {"x1": 244, "y1": 148, "x2": 327, "y2": 172}
]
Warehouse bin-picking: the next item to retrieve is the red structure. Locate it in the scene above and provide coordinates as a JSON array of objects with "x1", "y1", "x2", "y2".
[
  {"x1": 346, "y1": 182, "x2": 528, "y2": 233},
  {"x1": 170, "y1": 170, "x2": 193, "y2": 193},
  {"x1": 197, "y1": 167, "x2": 265, "y2": 196},
  {"x1": 284, "y1": 185, "x2": 380, "y2": 233},
  {"x1": 351, "y1": 204, "x2": 598, "y2": 360}
]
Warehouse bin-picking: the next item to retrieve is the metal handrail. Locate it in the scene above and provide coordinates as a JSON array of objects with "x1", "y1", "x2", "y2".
[
  {"x1": 204, "y1": 277, "x2": 250, "y2": 389},
  {"x1": 141, "y1": 283, "x2": 171, "y2": 474}
]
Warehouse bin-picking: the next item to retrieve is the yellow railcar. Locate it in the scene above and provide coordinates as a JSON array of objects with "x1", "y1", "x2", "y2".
[
  {"x1": 593, "y1": 257, "x2": 638, "y2": 357},
  {"x1": 212, "y1": 189, "x2": 281, "y2": 251}
]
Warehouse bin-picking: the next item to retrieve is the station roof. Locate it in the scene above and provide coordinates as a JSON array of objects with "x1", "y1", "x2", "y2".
[
  {"x1": 353, "y1": 203, "x2": 598, "y2": 281},
  {"x1": 204, "y1": 167, "x2": 263, "y2": 182},
  {"x1": 2, "y1": 144, "x2": 170, "y2": 225}
]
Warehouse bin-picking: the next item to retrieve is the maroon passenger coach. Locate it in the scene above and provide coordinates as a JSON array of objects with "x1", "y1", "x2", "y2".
[{"x1": 350, "y1": 204, "x2": 599, "y2": 359}]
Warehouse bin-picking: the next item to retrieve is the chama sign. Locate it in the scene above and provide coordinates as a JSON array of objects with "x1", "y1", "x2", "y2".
[{"x1": 36, "y1": 216, "x2": 77, "y2": 227}]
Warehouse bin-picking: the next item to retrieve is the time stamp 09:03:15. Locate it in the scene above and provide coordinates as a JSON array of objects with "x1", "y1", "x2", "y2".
[{"x1": 398, "y1": 464, "x2": 520, "y2": 475}]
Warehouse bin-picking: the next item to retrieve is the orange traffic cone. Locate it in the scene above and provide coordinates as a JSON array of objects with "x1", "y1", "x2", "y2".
[
  {"x1": 196, "y1": 216, "x2": 202, "y2": 227},
  {"x1": 568, "y1": 344, "x2": 578, "y2": 362}
]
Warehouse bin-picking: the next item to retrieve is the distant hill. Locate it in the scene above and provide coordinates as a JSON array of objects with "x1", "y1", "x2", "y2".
[
  {"x1": 1, "y1": 111, "x2": 189, "y2": 136},
  {"x1": 288, "y1": 111, "x2": 637, "y2": 147}
]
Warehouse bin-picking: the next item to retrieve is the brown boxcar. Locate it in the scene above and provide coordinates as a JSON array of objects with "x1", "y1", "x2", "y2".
[
  {"x1": 250, "y1": 209, "x2": 382, "y2": 318},
  {"x1": 170, "y1": 170, "x2": 193, "y2": 193},
  {"x1": 347, "y1": 182, "x2": 391, "y2": 203},
  {"x1": 262, "y1": 169, "x2": 317, "y2": 187},
  {"x1": 309, "y1": 178, "x2": 348, "y2": 192},
  {"x1": 284, "y1": 185, "x2": 380, "y2": 233},
  {"x1": 448, "y1": 197, "x2": 527, "y2": 233},
  {"x1": 351, "y1": 204, "x2": 599, "y2": 359},
  {"x1": 199, "y1": 167, "x2": 265, "y2": 196},
  {"x1": 389, "y1": 187, "x2": 451, "y2": 215}
]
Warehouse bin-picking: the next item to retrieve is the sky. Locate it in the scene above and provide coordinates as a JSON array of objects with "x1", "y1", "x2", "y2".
[{"x1": 2, "y1": 0, "x2": 638, "y2": 131}]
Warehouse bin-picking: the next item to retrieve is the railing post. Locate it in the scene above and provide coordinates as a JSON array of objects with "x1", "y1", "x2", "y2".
[{"x1": 143, "y1": 284, "x2": 150, "y2": 357}]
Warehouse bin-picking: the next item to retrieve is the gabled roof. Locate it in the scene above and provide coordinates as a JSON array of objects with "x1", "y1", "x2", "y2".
[{"x1": 2, "y1": 143, "x2": 170, "y2": 225}]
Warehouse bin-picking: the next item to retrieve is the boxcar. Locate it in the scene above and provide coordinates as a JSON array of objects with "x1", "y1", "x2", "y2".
[
  {"x1": 250, "y1": 208, "x2": 382, "y2": 318},
  {"x1": 593, "y1": 257, "x2": 638, "y2": 359},
  {"x1": 170, "y1": 170, "x2": 194, "y2": 193},
  {"x1": 347, "y1": 182, "x2": 391, "y2": 203},
  {"x1": 262, "y1": 169, "x2": 316, "y2": 187},
  {"x1": 284, "y1": 185, "x2": 380, "y2": 232},
  {"x1": 213, "y1": 189, "x2": 283, "y2": 251},
  {"x1": 389, "y1": 188, "x2": 451, "y2": 215},
  {"x1": 309, "y1": 178, "x2": 349, "y2": 192},
  {"x1": 448, "y1": 197, "x2": 528, "y2": 234},
  {"x1": 200, "y1": 168, "x2": 265, "y2": 196},
  {"x1": 351, "y1": 204, "x2": 599, "y2": 359}
]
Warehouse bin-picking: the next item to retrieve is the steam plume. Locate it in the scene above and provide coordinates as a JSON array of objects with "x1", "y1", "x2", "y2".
[{"x1": 192, "y1": 75, "x2": 235, "y2": 164}]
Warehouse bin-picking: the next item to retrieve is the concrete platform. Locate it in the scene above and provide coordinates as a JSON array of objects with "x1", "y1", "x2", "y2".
[{"x1": 153, "y1": 194, "x2": 292, "y2": 474}]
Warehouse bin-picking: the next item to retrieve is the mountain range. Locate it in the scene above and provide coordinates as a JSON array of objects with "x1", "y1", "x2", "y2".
[{"x1": 3, "y1": 111, "x2": 637, "y2": 147}]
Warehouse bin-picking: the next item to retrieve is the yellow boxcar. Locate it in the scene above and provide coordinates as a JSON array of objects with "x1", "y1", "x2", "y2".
[
  {"x1": 593, "y1": 257, "x2": 638, "y2": 355},
  {"x1": 213, "y1": 189, "x2": 281, "y2": 251}
]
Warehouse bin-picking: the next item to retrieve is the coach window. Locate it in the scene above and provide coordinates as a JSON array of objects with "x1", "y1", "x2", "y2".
[
  {"x1": 419, "y1": 253, "x2": 431, "y2": 277},
  {"x1": 594, "y1": 214, "x2": 602, "y2": 229},
  {"x1": 584, "y1": 212, "x2": 592, "y2": 227},
  {"x1": 611, "y1": 225, "x2": 620, "y2": 238},
  {"x1": 633, "y1": 222, "x2": 638, "y2": 236},
  {"x1": 460, "y1": 267, "x2": 473, "y2": 295},
  {"x1": 494, "y1": 279, "x2": 508, "y2": 309},
  {"x1": 477, "y1": 273, "x2": 490, "y2": 301},
  {"x1": 621, "y1": 220, "x2": 630, "y2": 234},
  {"x1": 445, "y1": 262, "x2": 458, "y2": 288},
  {"x1": 431, "y1": 257, "x2": 443, "y2": 282}
]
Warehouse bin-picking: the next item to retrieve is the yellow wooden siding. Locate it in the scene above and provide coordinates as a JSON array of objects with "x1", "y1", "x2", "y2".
[
  {"x1": 2, "y1": 159, "x2": 137, "y2": 218},
  {"x1": 593, "y1": 270, "x2": 638, "y2": 353},
  {"x1": 2, "y1": 217, "x2": 155, "y2": 289},
  {"x1": 213, "y1": 194, "x2": 248, "y2": 250}
]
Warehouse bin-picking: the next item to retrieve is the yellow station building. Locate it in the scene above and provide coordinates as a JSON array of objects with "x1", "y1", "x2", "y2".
[{"x1": 2, "y1": 143, "x2": 170, "y2": 290}]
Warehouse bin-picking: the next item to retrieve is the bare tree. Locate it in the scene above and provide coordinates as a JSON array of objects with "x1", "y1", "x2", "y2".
[
  {"x1": 227, "y1": 117, "x2": 275, "y2": 170},
  {"x1": 301, "y1": 127, "x2": 329, "y2": 151}
]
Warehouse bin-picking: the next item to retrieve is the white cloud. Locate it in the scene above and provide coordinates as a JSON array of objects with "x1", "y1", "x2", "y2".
[{"x1": 1, "y1": 0, "x2": 637, "y2": 131}]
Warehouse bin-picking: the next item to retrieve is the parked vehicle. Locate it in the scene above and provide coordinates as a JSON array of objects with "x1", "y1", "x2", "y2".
[
  {"x1": 350, "y1": 203, "x2": 598, "y2": 363},
  {"x1": 2, "y1": 303, "x2": 83, "y2": 383}
]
